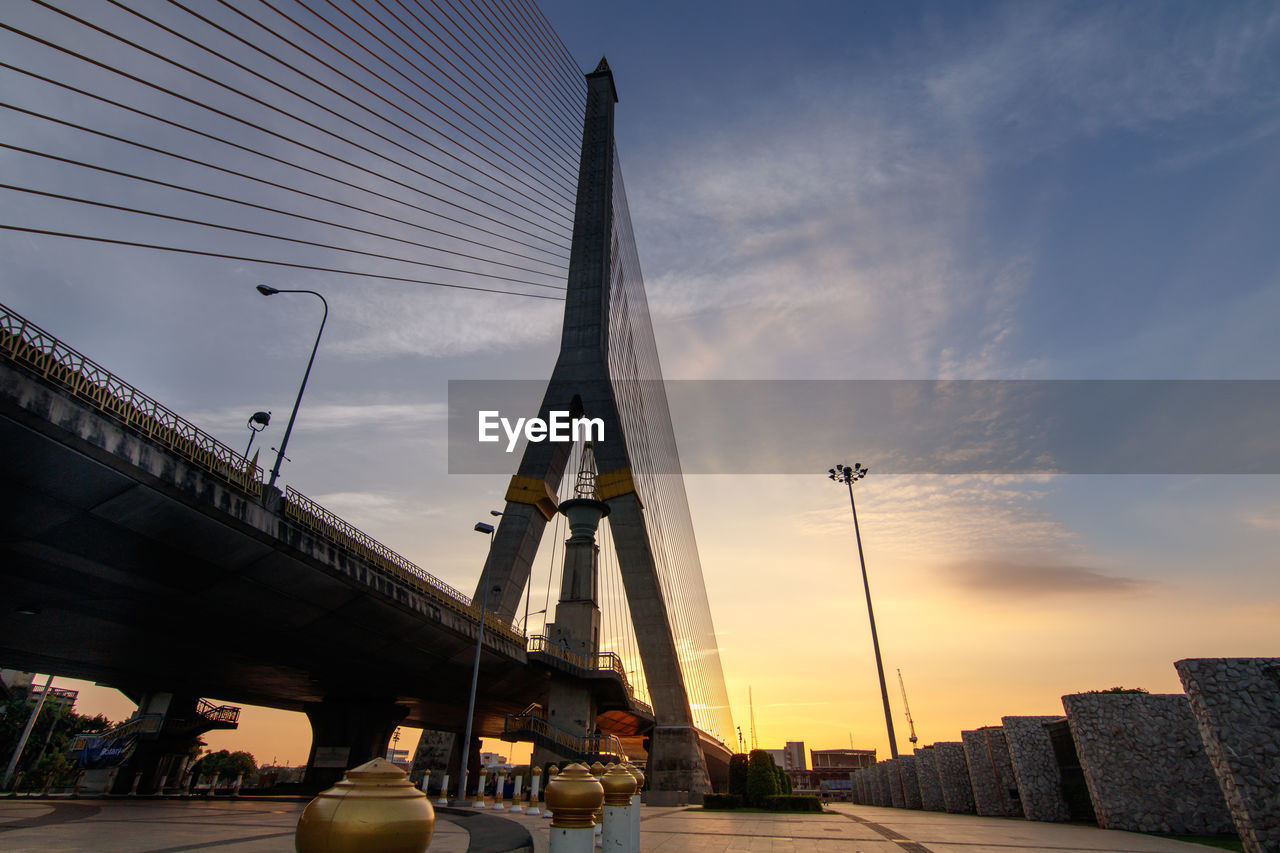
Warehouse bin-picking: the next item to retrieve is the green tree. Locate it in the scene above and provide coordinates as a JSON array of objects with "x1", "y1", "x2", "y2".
[
  {"x1": 0, "y1": 696, "x2": 113, "y2": 789},
  {"x1": 191, "y1": 749, "x2": 257, "y2": 780},
  {"x1": 728, "y1": 753, "x2": 748, "y2": 796},
  {"x1": 745, "y1": 749, "x2": 779, "y2": 806}
]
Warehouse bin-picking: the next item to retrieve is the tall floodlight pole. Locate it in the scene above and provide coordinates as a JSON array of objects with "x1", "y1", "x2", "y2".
[
  {"x1": 256, "y1": 285, "x2": 327, "y2": 490},
  {"x1": 458, "y1": 511, "x2": 502, "y2": 803},
  {"x1": 829, "y1": 462, "x2": 898, "y2": 759},
  {"x1": 2, "y1": 673, "x2": 54, "y2": 790}
]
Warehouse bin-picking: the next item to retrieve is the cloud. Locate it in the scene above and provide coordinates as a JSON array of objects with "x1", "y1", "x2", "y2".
[{"x1": 944, "y1": 559, "x2": 1154, "y2": 598}]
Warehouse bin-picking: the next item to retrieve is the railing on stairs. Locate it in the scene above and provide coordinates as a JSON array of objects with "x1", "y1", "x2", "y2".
[{"x1": 501, "y1": 712, "x2": 628, "y2": 763}]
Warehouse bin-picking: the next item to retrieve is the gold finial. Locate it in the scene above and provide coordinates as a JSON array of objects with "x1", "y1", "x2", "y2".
[
  {"x1": 602, "y1": 764, "x2": 638, "y2": 806},
  {"x1": 545, "y1": 763, "x2": 603, "y2": 829},
  {"x1": 295, "y1": 758, "x2": 435, "y2": 853}
]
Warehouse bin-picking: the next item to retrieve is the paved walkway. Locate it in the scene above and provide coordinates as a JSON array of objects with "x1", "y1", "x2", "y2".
[{"x1": 0, "y1": 797, "x2": 1229, "y2": 852}]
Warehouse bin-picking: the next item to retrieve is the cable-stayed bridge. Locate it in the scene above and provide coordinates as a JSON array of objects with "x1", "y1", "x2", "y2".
[{"x1": 0, "y1": 0, "x2": 733, "y2": 797}]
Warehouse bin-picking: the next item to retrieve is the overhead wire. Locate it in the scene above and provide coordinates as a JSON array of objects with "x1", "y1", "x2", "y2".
[
  {"x1": 2, "y1": 184, "x2": 566, "y2": 290},
  {"x1": 7, "y1": 9, "x2": 571, "y2": 243},
  {"x1": 260, "y1": 0, "x2": 576, "y2": 215},
  {"x1": 0, "y1": 225, "x2": 565, "y2": 300},
  {"x1": 0, "y1": 66, "x2": 567, "y2": 261}
]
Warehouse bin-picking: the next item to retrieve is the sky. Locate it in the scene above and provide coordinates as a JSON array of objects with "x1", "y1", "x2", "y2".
[{"x1": 4, "y1": 0, "x2": 1280, "y2": 768}]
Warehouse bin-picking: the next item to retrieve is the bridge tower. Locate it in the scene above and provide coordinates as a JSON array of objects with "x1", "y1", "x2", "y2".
[{"x1": 479, "y1": 58, "x2": 717, "y2": 797}]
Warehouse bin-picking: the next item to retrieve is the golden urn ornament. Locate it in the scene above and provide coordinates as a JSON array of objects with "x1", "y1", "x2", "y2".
[
  {"x1": 601, "y1": 764, "x2": 638, "y2": 806},
  {"x1": 295, "y1": 758, "x2": 435, "y2": 853},
  {"x1": 544, "y1": 763, "x2": 604, "y2": 828}
]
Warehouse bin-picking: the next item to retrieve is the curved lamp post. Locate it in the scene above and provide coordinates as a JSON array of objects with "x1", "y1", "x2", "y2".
[
  {"x1": 256, "y1": 285, "x2": 327, "y2": 490},
  {"x1": 458, "y1": 510, "x2": 502, "y2": 804},
  {"x1": 829, "y1": 462, "x2": 898, "y2": 759}
]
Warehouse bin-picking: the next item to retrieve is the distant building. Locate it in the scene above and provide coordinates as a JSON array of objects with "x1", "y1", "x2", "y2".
[
  {"x1": 810, "y1": 748, "x2": 875, "y2": 771},
  {"x1": 385, "y1": 748, "x2": 410, "y2": 766},
  {"x1": 480, "y1": 752, "x2": 509, "y2": 768},
  {"x1": 760, "y1": 741, "x2": 806, "y2": 771},
  {"x1": 790, "y1": 747, "x2": 876, "y2": 801}
]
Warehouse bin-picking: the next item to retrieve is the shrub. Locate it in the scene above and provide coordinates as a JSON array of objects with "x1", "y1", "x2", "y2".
[
  {"x1": 728, "y1": 753, "x2": 749, "y2": 796},
  {"x1": 702, "y1": 793, "x2": 742, "y2": 810},
  {"x1": 763, "y1": 795, "x2": 823, "y2": 812},
  {"x1": 745, "y1": 749, "x2": 779, "y2": 805}
]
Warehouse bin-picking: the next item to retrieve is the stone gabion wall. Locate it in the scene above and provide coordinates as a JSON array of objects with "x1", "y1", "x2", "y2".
[
  {"x1": 887, "y1": 759, "x2": 905, "y2": 807},
  {"x1": 876, "y1": 761, "x2": 892, "y2": 807},
  {"x1": 1063, "y1": 692, "x2": 1233, "y2": 834},
  {"x1": 899, "y1": 754, "x2": 922, "y2": 809},
  {"x1": 1002, "y1": 715, "x2": 1071, "y2": 822},
  {"x1": 934, "y1": 741, "x2": 976, "y2": 814},
  {"x1": 853, "y1": 769, "x2": 864, "y2": 804},
  {"x1": 962, "y1": 727, "x2": 1023, "y2": 818},
  {"x1": 1176, "y1": 657, "x2": 1280, "y2": 853},
  {"x1": 915, "y1": 747, "x2": 945, "y2": 811}
]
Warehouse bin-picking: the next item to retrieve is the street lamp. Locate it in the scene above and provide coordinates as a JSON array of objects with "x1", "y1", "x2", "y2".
[
  {"x1": 243, "y1": 410, "x2": 271, "y2": 461},
  {"x1": 829, "y1": 462, "x2": 899, "y2": 759},
  {"x1": 458, "y1": 511, "x2": 502, "y2": 804},
  {"x1": 256, "y1": 284, "x2": 327, "y2": 490}
]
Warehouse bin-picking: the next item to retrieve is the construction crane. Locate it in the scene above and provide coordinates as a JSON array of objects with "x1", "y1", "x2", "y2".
[{"x1": 897, "y1": 669, "x2": 919, "y2": 746}]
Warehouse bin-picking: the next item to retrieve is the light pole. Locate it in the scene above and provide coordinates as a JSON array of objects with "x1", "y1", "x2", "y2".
[
  {"x1": 242, "y1": 410, "x2": 270, "y2": 461},
  {"x1": 458, "y1": 510, "x2": 502, "y2": 804},
  {"x1": 256, "y1": 285, "x2": 327, "y2": 490},
  {"x1": 829, "y1": 462, "x2": 898, "y2": 759}
]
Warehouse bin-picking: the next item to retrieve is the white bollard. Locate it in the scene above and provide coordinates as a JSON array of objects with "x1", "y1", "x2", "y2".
[
  {"x1": 232, "y1": 773, "x2": 243, "y2": 797},
  {"x1": 510, "y1": 775, "x2": 523, "y2": 813},
  {"x1": 527, "y1": 766, "x2": 542, "y2": 816},
  {"x1": 547, "y1": 764, "x2": 603, "y2": 853},
  {"x1": 601, "y1": 765, "x2": 637, "y2": 852},
  {"x1": 438, "y1": 774, "x2": 450, "y2": 806},
  {"x1": 591, "y1": 762, "x2": 605, "y2": 843},
  {"x1": 208, "y1": 774, "x2": 219, "y2": 797},
  {"x1": 129, "y1": 772, "x2": 142, "y2": 796},
  {"x1": 72, "y1": 771, "x2": 85, "y2": 799},
  {"x1": 105, "y1": 768, "x2": 119, "y2": 796},
  {"x1": 493, "y1": 767, "x2": 507, "y2": 809},
  {"x1": 624, "y1": 763, "x2": 644, "y2": 853},
  {"x1": 473, "y1": 767, "x2": 487, "y2": 808}
]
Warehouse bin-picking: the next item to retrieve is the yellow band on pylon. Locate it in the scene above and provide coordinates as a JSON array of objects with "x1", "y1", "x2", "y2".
[
  {"x1": 596, "y1": 467, "x2": 637, "y2": 501},
  {"x1": 505, "y1": 475, "x2": 559, "y2": 521}
]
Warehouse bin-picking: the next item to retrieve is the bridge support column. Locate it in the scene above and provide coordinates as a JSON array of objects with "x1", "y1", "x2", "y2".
[
  {"x1": 303, "y1": 697, "x2": 407, "y2": 791},
  {"x1": 647, "y1": 726, "x2": 710, "y2": 804}
]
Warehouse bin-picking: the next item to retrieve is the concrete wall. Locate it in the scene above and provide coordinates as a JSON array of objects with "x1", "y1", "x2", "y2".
[
  {"x1": 915, "y1": 747, "x2": 945, "y2": 811},
  {"x1": 1063, "y1": 692, "x2": 1233, "y2": 834},
  {"x1": 962, "y1": 727, "x2": 1022, "y2": 818},
  {"x1": 898, "y1": 754, "x2": 922, "y2": 809},
  {"x1": 1002, "y1": 715, "x2": 1070, "y2": 822},
  {"x1": 1176, "y1": 657, "x2": 1280, "y2": 853},
  {"x1": 933, "y1": 741, "x2": 975, "y2": 814},
  {"x1": 887, "y1": 759, "x2": 905, "y2": 807}
]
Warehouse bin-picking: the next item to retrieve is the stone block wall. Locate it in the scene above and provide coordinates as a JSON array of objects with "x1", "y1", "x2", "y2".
[
  {"x1": 934, "y1": 741, "x2": 976, "y2": 814},
  {"x1": 915, "y1": 747, "x2": 945, "y2": 811},
  {"x1": 1002, "y1": 715, "x2": 1070, "y2": 822},
  {"x1": 1176, "y1": 657, "x2": 1280, "y2": 853},
  {"x1": 962, "y1": 727, "x2": 1023, "y2": 818},
  {"x1": 887, "y1": 759, "x2": 905, "y2": 807},
  {"x1": 899, "y1": 754, "x2": 922, "y2": 809},
  {"x1": 1063, "y1": 692, "x2": 1233, "y2": 834},
  {"x1": 876, "y1": 761, "x2": 892, "y2": 806}
]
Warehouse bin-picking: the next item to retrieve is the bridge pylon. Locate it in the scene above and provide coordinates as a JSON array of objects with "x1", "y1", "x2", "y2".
[{"x1": 477, "y1": 58, "x2": 719, "y2": 798}]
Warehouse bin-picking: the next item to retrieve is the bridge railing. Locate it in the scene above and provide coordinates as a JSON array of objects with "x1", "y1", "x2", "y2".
[
  {"x1": 284, "y1": 485, "x2": 524, "y2": 643},
  {"x1": 502, "y1": 713, "x2": 628, "y2": 763},
  {"x1": 0, "y1": 302, "x2": 262, "y2": 497},
  {"x1": 526, "y1": 634, "x2": 653, "y2": 715}
]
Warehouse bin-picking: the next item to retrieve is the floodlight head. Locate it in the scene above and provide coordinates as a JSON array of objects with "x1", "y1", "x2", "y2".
[
  {"x1": 256, "y1": 284, "x2": 280, "y2": 296},
  {"x1": 489, "y1": 510, "x2": 503, "y2": 517},
  {"x1": 854, "y1": 462, "x2": 862, "y2": 470},
  {"x1": 474, "y1": 522, "x2": 495, "y2": 534},
  {"x1": 249, "y1": 411, "x2": 271, "y2": 427}
]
